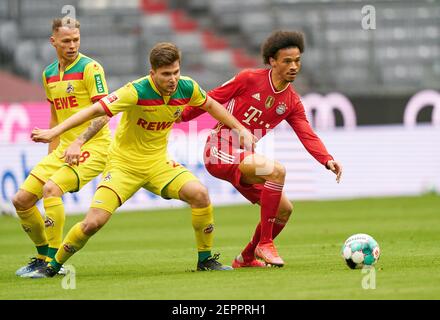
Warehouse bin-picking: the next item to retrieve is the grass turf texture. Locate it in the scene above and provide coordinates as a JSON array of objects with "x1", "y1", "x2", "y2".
[{"x1": 0, "y1": 195, "x2": 439, "y2": 299}]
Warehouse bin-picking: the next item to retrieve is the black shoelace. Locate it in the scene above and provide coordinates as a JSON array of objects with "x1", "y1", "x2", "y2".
[
  {"x1": 205, "y1": 253, "x2": 221, "y2": 266},
  {"x1": 27, "y1": 257, "x2": 43, "y2": 266}
]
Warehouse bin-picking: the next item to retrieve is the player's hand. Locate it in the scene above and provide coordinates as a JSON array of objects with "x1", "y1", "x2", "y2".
[
  {"x1": 326, "y1": 160, "x2": 342, "y2": 183},
  {"x1": 239, "y1": 129, "x2": 258, "y2": 151},
  {"x1": 31, "y1": 127, "x2": 56, "y2": 143},
  {"x1": 62, "y1": 140, "x2": 82, "y2": 166}
]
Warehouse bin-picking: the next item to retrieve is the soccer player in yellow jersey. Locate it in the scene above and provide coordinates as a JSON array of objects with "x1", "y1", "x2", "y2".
[
  {"x1": 13, "y1": 18, "x2": 111, "y2": 276},
  {"x1": 29, "y1": 42, "x2": 256, "y2": 276}
]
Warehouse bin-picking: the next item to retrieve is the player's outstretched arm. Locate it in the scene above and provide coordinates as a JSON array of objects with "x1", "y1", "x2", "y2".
[
  {"x1": 178, "y1": 106, "x2": 207, "y2": 122},
  {"x1": 326, "y1": 160, "x2": 343, "y2": 183},
  {"x1": 31, "y1": 102, "x2": 106, "y2": 143},
  {"x1": 62, "y1": 115, "x2": 110, "y2": 166},
  {"x1": 201, "y1": 96, "x2": 257, "y2": 150}
]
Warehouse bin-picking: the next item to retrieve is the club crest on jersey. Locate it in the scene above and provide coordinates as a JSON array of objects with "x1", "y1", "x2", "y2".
[
  {"x1": 265, "y1": 95, "x2": 275, "y2": 109},
  {"x1": 276, "y1": 102, "x2": 287, "y2": 115},
  {"x1": 66, "y1": 82, "x2": 74, "y2": 94},
  {"x1": 173, "y1": 108, "x2": 182, "y2": 118}
]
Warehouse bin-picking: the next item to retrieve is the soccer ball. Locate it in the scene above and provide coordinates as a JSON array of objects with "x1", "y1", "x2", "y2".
[{"x1": 341, "y1": 233, "x2": 380, "y2": 269}]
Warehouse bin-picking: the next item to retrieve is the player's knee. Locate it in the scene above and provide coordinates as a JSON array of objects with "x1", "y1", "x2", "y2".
[
  {"x1": 268, "y1": 162, "x2": 286, "y2": 184},
  {"x1": 12, "y1": 191, "x2": 35, "y2": 212},
  {"x1": 80, "y1": 219, "x2": 103, "y2": 236},
  {"x1": 187, "y1": 184, "x2": 210, "y2": 208},
  {"x1": 42, "y1": 181, "x2": 63, "y2": 198}
]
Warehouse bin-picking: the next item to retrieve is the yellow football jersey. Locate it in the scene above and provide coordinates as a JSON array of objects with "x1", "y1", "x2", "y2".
[
  {"x1": 99, "y1": 75, "x2": 207, "y2": 169},
  {"x1": 42, "y1": 53, "x2": 111, "y2": 156}
]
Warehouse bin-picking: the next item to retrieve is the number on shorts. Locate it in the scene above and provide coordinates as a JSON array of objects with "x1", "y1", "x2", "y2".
[
  {"x1": 79, "y1": 151, "x2": 90, "y2": 163},
  {"x1": 168, "y1": 160, "x2": 181, "y2": 168}
]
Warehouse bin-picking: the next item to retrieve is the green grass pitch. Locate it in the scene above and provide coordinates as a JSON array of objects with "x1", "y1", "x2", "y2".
[{"x1": 1, "y1": 195, "x2": 439, "y2": 299}]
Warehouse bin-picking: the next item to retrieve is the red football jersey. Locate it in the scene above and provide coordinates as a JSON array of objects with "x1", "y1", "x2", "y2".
[{"x1": 181, "y1": 68, "x2": 333, "y2": 166}]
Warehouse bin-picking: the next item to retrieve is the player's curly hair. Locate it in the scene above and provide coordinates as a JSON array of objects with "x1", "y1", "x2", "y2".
[
  {"x1": 52, "y1": 18, "x2": 80, "y2": 32},
  {"x1": 150, "y1": 42, "x2": 181, "y2": 70},
  {"x1": 261, "y1": 30, "x2": 305, "y2": 65}
]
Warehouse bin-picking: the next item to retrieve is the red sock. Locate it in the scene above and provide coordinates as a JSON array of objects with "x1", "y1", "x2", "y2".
[
  {"x1": 259, "y1": 181, "x2": 283, "y2": 244},
  {"x1": 241, "y1": 219, "x2": 287, "y2": 261},
  {"x1": 241, "y1": 223, "x2": 261, "y2": 261}
]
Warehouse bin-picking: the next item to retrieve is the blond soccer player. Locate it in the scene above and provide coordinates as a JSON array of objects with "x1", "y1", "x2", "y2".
[
  {"x1": 28, "y1": 42, "x2": 257, "y2": 277},
  {"x1": 13, "y1": 18, "x2": 111, "y2": 276}
]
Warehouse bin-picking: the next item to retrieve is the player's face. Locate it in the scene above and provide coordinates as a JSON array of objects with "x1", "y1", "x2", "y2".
[
  {"x1": 270, "y1": 47, "x2": 301, "y2": 83},
  {"x1": 51, "y1": 27, "x2": 80, "y2": 63},
  {"x1": 150, "y1": 61, "x2": 180, "y2": 96}
]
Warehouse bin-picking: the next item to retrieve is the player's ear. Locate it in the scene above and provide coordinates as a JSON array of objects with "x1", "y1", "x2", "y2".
[
  {"x1": 269, "y1": 57, "x2": 276, "y2": 68},
  {"x1": 50, "y1": 35, "x2": 56, "y2": 47}
]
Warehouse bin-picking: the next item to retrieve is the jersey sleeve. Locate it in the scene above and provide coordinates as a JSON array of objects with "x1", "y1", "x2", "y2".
[
  {"x1": 84, "y1": 61, "x2": 109, "y2": 103},
  {"x1": 208, "y1": 69, "x2": 248, "y2": 104},
  {"x1": 98, "y1": 83, "x2": 138, "y2": 117},
  {"x1": 188, "y1": 80, "x2": 208, "y2": 107},
  {"x1": 180, "y1": 105, "x2": 206, "y2": 122},
  {"x1": 285, "y1": 97, "x2": 334, "y2": 166},
  {"x1": 42, "y1": 71, "x2": 53, "y2": 104}
]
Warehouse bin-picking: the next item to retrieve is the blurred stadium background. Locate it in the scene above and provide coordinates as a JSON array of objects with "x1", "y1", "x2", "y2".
[{"x1": 0, "y1": 0, "x2": 439, "y2": 215}]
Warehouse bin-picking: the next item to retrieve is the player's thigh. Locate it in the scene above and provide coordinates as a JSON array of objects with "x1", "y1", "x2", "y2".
[
  {"x1": 89, "y1": 187, "x2": 121, "y2": 219},
  {"x1": 47, "y1": 166, "x2": 80, "y2": 194},
  {"x1": 19, "y1": 174, "x2": 45, "y2": 201},
  {"x1": 22, "y1": 152, "x2": 65, "y2": 197},
  {"x1": 239, "y1": 153, "x2": 281, "y2": 184},
  {"x1": 144, "y1": 159, "x2": 199, "y2": 200},
  {"x1": 96, "y1": 163, "x2": 145, "y2": 208},
  {"x1": 205, "y1": 143, "x2": 251, "y2": 186},
  {"x1": 67, "y1": 147, "x2": 109, "y2": 192}
]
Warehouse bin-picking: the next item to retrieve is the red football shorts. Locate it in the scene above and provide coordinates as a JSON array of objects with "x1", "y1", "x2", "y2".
[{"x1": 204, "y1": 135, "x2": 263, "y2": 204}]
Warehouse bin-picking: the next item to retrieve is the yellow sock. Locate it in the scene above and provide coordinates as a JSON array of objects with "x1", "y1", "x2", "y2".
[
  {"x1": 191, "y1": 205, "x2": 214, "y2": 254},
  {"x1": 17, "y1": 206, "x2": 48, "y2": 260},
  {"x1": 43, "y1": 197, "x2": 65, "y2": 262},
  {"x1": 55, "y1": 222, "x2": 90, "y2": 265}
]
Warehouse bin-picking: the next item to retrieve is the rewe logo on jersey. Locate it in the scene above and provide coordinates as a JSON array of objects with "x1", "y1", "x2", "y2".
[
  {"x1": 137, "y1": 118, "x2": 173, "y2": 131},
  {"x1": 54, "y1": 96, "x2": 79, "y2": 110}
]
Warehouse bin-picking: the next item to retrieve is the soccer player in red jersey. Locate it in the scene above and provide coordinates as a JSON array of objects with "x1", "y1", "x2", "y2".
[{"x1": 180, "y1": 30, "x2": 343, "y2": 267}]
